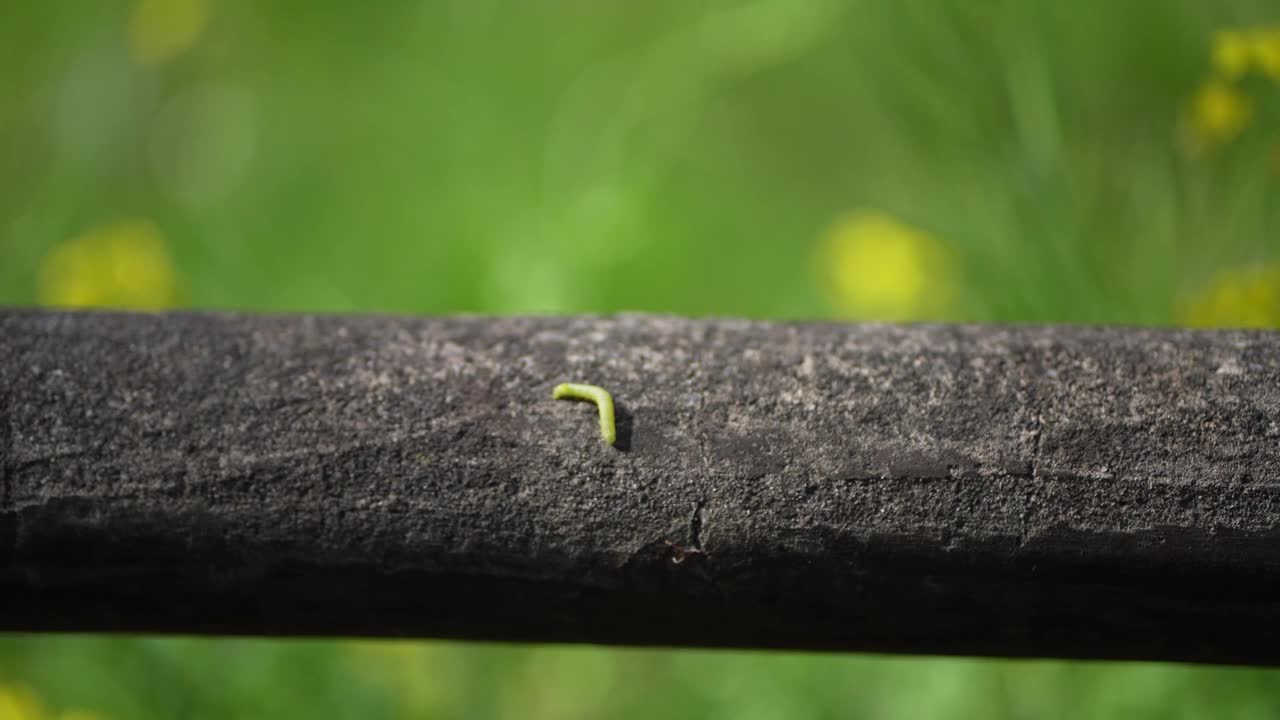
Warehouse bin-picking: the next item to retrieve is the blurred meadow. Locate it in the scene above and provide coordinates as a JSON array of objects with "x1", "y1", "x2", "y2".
[{"x1": 4, "y1": 0, "x2": 1280, "y2": 717}]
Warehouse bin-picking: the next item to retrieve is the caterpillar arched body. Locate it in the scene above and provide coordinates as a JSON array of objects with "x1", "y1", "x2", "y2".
[{"x1": 552, "y1": 382, "x2": 617, "y2": 446}]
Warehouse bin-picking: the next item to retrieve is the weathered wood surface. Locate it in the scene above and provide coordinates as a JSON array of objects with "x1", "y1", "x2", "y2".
[{"x1": 3, "y1": 309, "x2": 1280, "y2": 664}]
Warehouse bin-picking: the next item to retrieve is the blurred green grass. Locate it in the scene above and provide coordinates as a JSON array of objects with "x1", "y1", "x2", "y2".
[
  {"x1": 4, "y1": 0, "x2": 1280, "y2": 717},
  {"x1": 8, "y1": 637, "x2": 1280, "y2": 720}
]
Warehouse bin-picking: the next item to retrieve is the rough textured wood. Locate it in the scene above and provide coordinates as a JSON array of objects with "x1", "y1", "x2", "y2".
[{"x1": 4, "y1": 309, "x2": 1280, "y2": 664}]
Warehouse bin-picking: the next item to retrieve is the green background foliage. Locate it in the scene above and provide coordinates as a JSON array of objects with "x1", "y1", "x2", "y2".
[{"x1": 3, "y1": 0, "x2": 1280, "y2": 717}]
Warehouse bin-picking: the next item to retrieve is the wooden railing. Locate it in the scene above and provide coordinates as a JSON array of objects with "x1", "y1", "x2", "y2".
[{"x1": 3, "y1": 309, "x2": 1279, "y2": 665}]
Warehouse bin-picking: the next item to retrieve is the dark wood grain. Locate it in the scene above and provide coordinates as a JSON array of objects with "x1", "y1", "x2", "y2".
[{"x1": 3, "y1": 309, "x2": 1280, "y2": 664}]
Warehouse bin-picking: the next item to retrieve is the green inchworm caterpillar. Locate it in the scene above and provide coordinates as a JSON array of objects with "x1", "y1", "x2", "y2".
[{"x1": 552, "y1": 382, "x2": 616, "y2": 445}]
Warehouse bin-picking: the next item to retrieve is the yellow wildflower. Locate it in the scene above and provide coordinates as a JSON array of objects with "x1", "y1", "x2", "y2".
[
  {"x1": 1212, "y1": 30, "x2": 1253, "y2": 79},
  {"x1": 0, "y1": 684, "x2": 45, "y2": 720},
  {"x1": 0, "y1": 684, "x2": 107, "y2": 720},
  {"x1": 38, "y1": 219, "x2": 181, "y2": 310},
  {"x1": 1180, "y1": 265, "x2": 1280, "y2": 329},
  {"x1": 817, "y1": 210, "x2": 950, "y2": 321},
  {"x1": 129, "y1": 0, "x2": 211, "y2": 66},
  {"x1": 1186, "y1": 78, "x2": 1253, "y2": 150},
  {"x1": 1252, "y1": 26, "x2": 1280, "y2": 80},
  {"x1": 1210, "y1": 26, "x2": 1280, "y2": 82}
]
